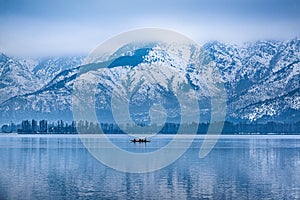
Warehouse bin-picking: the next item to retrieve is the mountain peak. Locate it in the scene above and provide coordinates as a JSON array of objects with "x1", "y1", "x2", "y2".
[{"x1": 0, "y1": 39, "x2": 299, "y2": 124}]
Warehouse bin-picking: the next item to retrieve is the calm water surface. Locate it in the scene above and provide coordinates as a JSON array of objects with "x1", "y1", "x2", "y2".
[{"x1": 0, "y1": 134, "x2": 299, "y2": 200}]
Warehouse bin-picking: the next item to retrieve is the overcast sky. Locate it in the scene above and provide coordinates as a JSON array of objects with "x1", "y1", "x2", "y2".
[{"x1": 0, "y1": 0, "x2": 299, "y2": 57}]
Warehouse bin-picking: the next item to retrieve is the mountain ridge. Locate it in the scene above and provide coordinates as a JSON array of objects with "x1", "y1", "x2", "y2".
[{"x1": 0, "y1": 38, "x2": 299, "y2": 124}]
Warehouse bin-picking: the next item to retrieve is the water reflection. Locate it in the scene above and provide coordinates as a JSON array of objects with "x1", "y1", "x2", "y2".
[{"x1": 0, "y1": 135, "x2": 299, "y2": 199}]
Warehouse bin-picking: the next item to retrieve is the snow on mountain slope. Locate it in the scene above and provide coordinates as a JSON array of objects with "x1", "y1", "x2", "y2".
[
  {"x1": 0, "y1": 38, "x2": 299, "y2": 124},
  {"x1": 203, "y1": 38, "x2": 300, "y2": 122},
  {"x1": 0, "y1": 54, "x2": 84, "y2": 104},
  {"x1": 33, "y1": 56, "x2": 84, "y2": 84},
  {"x1": 0, "y1": 53, "x2": 43, "y2": 104}
]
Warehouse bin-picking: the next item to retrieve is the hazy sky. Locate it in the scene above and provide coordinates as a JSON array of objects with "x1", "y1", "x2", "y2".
[{"x1": 0, "y1": 0, "x2": 299, "y2": 57}]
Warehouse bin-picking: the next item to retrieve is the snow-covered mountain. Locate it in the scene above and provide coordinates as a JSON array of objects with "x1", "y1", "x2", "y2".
[
  {"x1": 0, "y1": 53, "x2": 43, "y2": 104},
  {"x1": 204, "y1": 39, "x2": 300, "y2": 122},
  {"x1": 0, "y1": 38, "x2": 299, "y2": 124},
  {"x1": 0, "y1": 54, "x2": 84, "y2": 104},
  {"x1": 32, "y1": 56, "x2": 84, "y2": 83}
]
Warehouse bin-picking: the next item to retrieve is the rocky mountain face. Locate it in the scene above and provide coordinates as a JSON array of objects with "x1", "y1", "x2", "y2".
[{"x1": 0, "y1": 38, "x2": 299, "y2": 124}]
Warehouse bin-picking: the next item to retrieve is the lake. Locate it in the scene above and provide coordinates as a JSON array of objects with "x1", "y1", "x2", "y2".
[{"x1": 0, "y1": 134, "x2": 300, "y2": 199}]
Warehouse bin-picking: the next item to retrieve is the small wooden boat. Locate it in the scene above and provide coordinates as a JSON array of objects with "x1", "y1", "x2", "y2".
[{"x1": 130, "y1": 138, "x2": 150, "y2": 143}]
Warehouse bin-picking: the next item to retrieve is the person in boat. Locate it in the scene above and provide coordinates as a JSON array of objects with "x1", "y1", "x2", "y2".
[{"x1": 131, "y1": 137, "x2": 150, "y2": 142}]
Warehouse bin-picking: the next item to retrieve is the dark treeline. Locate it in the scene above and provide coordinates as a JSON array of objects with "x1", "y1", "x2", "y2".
[
  {"x1": 196, "y1": 121, "x2": 300, "y2": 134},
  {"x1": 1, "y1": 119, "x2": 103, "y2": 134},
  {"x1": 1, "y1": 119, "x2": 300, "y2": 134}
]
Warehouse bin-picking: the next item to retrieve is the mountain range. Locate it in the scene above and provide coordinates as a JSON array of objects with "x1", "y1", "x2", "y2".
[{"x1": 0, "y1": 38, "x2": 299, "y2": 125}]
